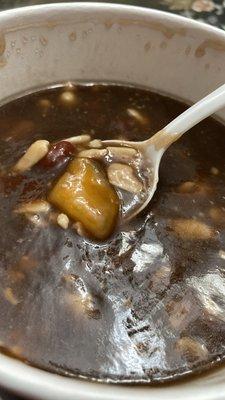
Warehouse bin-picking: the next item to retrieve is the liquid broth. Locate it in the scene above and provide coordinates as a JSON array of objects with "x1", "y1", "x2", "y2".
[{"x1": 0, "y1": 84, "x2": 225, "y2": 383}]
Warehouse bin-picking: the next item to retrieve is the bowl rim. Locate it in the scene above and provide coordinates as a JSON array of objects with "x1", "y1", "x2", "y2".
[{"x1": 1, "y1": 3, "x2": 225, "y2": 399}]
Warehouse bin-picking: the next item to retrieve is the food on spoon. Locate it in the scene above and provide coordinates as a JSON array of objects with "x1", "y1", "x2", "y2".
[
  {"x1": 77, "y1": 148, "x2": 107, "y2": 159},
  {"x1": 107, "y1": 146, "x2": 137, "y2": 163},
  {"x1": 107, "y1": 163, "x2": 143, "y2": 193}
]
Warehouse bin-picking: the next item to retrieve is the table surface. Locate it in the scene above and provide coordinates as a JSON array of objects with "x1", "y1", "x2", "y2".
[{"x1": 0, "y1": 0, "x2": 224, "y2": 399}]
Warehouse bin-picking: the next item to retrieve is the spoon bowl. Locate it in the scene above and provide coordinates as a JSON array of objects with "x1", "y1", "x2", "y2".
[
  {"x1": 103, "y1": 138, "x2": 160, "y2": 220},
  {"x1": 104, "y1": 82, "x2": 225, "y2": 221}
]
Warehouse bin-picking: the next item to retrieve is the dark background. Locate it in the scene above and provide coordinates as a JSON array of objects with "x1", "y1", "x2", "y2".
[
  {"x1": 0, "y1": 0, "x2": 224, "y2": 399},
  {"x1": 1, "y1": 0, "x2": 225, "y2": 29}
]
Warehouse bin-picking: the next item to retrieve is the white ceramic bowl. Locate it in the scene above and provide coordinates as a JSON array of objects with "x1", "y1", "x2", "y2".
[{"x1": 1, "y1": 3, "x2": 225, "y2": 399}]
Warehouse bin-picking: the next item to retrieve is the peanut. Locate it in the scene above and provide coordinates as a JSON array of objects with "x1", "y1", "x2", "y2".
[
  {"x1": 14, "y1": 200, "x2": 50, "y2": 214},
  {"x1": 171, "y1": 218, "x2": 214, "y2": 240},
  {"x1": 127, "y1": 108, "x2": 149, "y2": 125},
  {"x1": 107, "y1": 146, "x2": 137, "y2": 162},
  {"x1": 65, "y1": 135, "x2": 91, "y2": 145},
  {"x1": 13, "y1": 140, "x2": 49, "y2": 173},
  {"x1": 88, "y1": 139, "x2": 102, "y2": 148},
  {"x1": 57, "y1": 213, "x2": 69, "y2": 229},
  {"x1": 4, "y1": 288, "x2": 19, "y2": 305},
  {"x1": 78, "y1": 148, "x2": 107, "y2": 159},
  {"x1": 107, "y1": 163, "x2": 143, "y2": 193}
]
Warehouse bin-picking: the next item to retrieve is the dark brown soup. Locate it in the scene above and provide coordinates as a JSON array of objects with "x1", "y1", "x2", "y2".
[{"x1": 1, "y1": 83, "x2": 225, "y2": 384}]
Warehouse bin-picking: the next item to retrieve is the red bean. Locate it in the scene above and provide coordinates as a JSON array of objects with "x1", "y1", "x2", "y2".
[{"x1": 38, "y1": 141, "x2": 75, "y2": 168}]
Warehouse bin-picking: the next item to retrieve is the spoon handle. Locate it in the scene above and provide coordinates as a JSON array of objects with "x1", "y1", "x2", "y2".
[{"x1": 152, "y1": 83, "x2": 225, "y2": 149}]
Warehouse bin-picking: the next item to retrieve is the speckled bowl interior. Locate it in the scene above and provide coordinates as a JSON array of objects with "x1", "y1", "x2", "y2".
[{"x1": 0, "y1": 3, "x2": 225, "y2": 400}]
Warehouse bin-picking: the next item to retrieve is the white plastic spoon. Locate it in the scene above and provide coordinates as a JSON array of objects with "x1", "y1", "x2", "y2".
[{"x1": 104, "y1": 83, "x2": 225, "y2": 220}]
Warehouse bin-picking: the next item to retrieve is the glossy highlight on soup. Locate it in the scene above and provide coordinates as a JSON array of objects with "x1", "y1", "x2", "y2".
[{"x1": 1, "y1": 83, "x2": 225, "y2": 383}]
